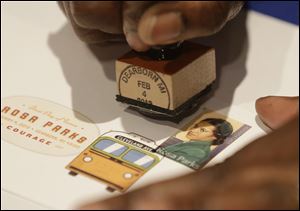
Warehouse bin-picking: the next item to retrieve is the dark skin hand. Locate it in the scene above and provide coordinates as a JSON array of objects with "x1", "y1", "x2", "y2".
[
  {"x1": 256, "y1": 96, "x2": 299, "y2": 129},
  {"x1": 59, "y1": 1, "x2": 244, "y2": 51},
  {"x1": 80, "y1": 96, "x2": 299, "y2": 209},
  {"x1": 58, "y1": 1, "x2": 125, "y2": 44},
  {"x1": 58, "y1": 2, "x2": 298, "y2": 209}
]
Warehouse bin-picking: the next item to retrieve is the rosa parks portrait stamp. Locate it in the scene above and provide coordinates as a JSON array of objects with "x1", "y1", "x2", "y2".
[{"x1": 156, "y1": 109, "x2": 251, "y2": 170}]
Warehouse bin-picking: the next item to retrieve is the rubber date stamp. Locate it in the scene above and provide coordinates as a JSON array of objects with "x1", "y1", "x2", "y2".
[{"x1": 115, "y1": 42, "x2": 216, "y2": 122}]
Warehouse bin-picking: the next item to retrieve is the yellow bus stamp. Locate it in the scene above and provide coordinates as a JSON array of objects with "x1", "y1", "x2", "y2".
[{"x1": 66, "y1": 131, "x2": 162, "y2": 193}]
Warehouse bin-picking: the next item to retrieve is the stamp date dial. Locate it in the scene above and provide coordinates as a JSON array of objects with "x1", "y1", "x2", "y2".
[{"x1": 119, "y1": 65, "x2": 170, "y2": 109}]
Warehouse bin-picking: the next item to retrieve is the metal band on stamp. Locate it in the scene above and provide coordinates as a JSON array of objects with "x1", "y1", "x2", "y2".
[{"x1": 119, "y1": 65, "x2": 170, "y2": 109}]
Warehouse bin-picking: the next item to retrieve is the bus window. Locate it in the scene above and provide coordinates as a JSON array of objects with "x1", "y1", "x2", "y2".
[
  {"x1": 122, "y1": 150, "x2": 155, "y2": 169},
  {"x1": 94, "y1": 139, "x2": 128, "y2": 156}
]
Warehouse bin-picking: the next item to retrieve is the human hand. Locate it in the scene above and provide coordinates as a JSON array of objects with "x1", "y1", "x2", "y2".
[
  {"x1": 256, "y1": 96, "x2": 299, "y2": 129},
  {"x1": 123, "y1": 1, "x2": 245, "y2": 51},
  {"x1": 58, "y1": 1, "x2": 125, "y2": 44},
  {"x1": 59, "y1": 2, "x2": 244, "y2": 51}
]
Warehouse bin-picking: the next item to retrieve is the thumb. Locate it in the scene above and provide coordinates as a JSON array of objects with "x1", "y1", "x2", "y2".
[
  {"x1": 255, "y1": 96, "x2": 299, "y2": 129},
  {"x1": 137, "y1": 1, "x2": 244, "y2": 45}
]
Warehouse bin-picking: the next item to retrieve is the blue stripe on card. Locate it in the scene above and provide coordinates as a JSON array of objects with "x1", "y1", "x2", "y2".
[{"x1": 246, "y1": 1, "x2": 299, "y2": 25}]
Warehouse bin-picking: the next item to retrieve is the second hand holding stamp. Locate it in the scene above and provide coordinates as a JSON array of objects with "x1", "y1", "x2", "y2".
[{"x1": 115, "y1": 42, "x2": 216, "y2": 123}]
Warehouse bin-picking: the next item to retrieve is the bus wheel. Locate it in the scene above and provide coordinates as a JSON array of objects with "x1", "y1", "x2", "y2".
[
  {"x1": 69, "y1": 171, "x2": 78, "y2": 176},
  {"x1": 106, "y1": 187, "x2": 116, "y2": 193}
]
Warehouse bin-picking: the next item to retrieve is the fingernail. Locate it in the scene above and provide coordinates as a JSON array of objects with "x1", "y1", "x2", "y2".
[
  {"x1": 142, "y1": 12, "x2": 183, "y2": 44},
  {"x1": 126, "y1": 32, "x2": 149, "y2": 52}
]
